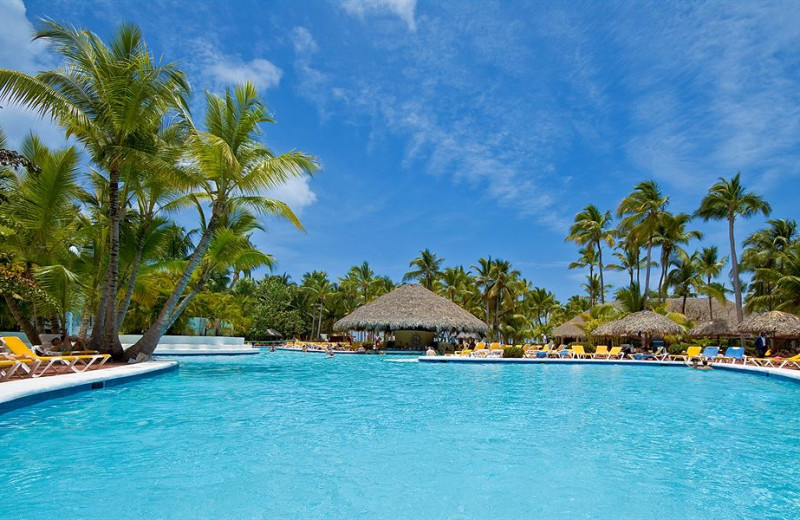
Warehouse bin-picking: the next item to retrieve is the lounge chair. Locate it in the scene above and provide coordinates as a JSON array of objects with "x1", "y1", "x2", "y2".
[
  {"x1": 570, "y1": 345, "x2": 592, "y2": 359},
  {"x1": 604, "y1": 346, "x2": 622, "y2": 359},
  {"x1": 2, "y1": 336, "x2": 110, "y2": 377},
  {"x1": 744, "y1": 350, "x2": 773, "y2": 366},
  {"x1": 488, "y1": 347, "x2": 504, "y2": 358},
  {"x1": 755, "y1": 352, "x2": 800, "y2": 369},
  {"x1": 700, "y1": 346, "x2": 720, "y2": 362},
  {"x1": 717, "y1": 347, "x2": 745, "y2": 364},
  {"x1": 1, "y1": 356, "x2": 41, "y2": 381},
  {"x1": 673, "y1": 346, "x2": 703, "y2": 362},
  {"x1": 593, "y1": 346, "x2": 609, "y2": 358}
]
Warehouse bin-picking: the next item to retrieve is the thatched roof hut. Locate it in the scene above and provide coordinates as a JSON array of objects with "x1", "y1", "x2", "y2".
[
  {"x1": 664, "y1": 297, "x2": 740, "y2": 325},
  {"x1": 552, "y1": 314, "x2": 587, "y2": 339},
  {"x1": 688, "y1": 318, "x2": 736, "y2": 338},
  {"x1": 593, "y1": 310, "x2": 683, "y2": 337},
  {"x1": 737, "y1": 311, "x2": 800, "y2": 338},
  {"x1": 333, "y1": 284, "x2": 488, "y2": 333}
]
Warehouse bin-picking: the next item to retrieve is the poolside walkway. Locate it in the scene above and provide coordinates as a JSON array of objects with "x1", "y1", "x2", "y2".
[{"x1": 0, "y1": 360, "x2": 178, "y2": 413}]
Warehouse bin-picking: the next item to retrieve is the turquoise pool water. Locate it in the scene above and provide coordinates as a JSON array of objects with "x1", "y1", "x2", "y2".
[{"x1": 2, "y1": 353, "x2": 800, "y2": 519}]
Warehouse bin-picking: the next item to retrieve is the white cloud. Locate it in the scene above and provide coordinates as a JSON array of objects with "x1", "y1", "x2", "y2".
[
  {"x1": 264, "y1": 176, "x2": 317, "y2": 215},
  {"x1": 291, "y1": 27, "x2": 318, "y2": 54},
  {"x1": 340, "y1": 0, "x2": 417, "y2": 32},
  {"x1": 0, "y1": 0, "x2": 66, "y2": 149},
  {"x1": 193, "y1": 41, "x2": 283, "y2": 92}
]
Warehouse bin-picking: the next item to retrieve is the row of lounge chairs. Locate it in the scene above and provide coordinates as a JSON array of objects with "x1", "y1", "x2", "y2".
[
  {"x1": 0, "y1": 336, "x2": 110, "y2": 380},
  {"x1": 452, "y1": 343, "x2": 800, "y2": 369}
]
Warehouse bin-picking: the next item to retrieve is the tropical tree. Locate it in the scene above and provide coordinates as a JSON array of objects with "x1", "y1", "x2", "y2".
[
  {"x1": 125, "y1": 83, "x2": 317, "y2": 360},
  {"x1": 567, "y1": 205, "x2": 613, "y2": 303},
  {"x1": 0, "y1": 21, "x2": 191, "y2": 357},
  {"x1": 741, "y1": 219, "x2": 797, "y2": 311},
  {"x1": 696, "y1": 173, "x2": 771, "y2": 322},
  {"x1": 665, "y1": 250, "x2": 700, "y2": 314},
  {"x1": 617, "y1": 180, "x2": 669, "y2": 309},
  {"x1": 569, "y1": 246, "x2": 598, "y2": 305},
  {"x1": 654, "y1": 212, "x2": 702, "y2": 301},
  {"x1": 403, "y1": 248, "x2": 444, "y2": 290},
  {"x1": 695, "y1": 246, "x2": 727, "y2": 319}
]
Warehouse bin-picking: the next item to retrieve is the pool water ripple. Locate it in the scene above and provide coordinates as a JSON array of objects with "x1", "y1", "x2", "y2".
[{"x1": 2, "y1": 353, "x2": 800, "y2": 519}]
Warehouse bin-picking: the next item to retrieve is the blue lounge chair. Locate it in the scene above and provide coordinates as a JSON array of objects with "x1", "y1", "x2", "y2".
[
  {"x1": 700, "y1": 346, "x2": 719, "y2": 362},
  {"x1": 718, "y1": 347, "x2": 744, "y2": 364}
]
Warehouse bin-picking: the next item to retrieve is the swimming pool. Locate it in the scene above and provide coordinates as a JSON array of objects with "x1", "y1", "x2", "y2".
[{"x1": 2, "y1": 353, "x2": 799, "y2": 519}]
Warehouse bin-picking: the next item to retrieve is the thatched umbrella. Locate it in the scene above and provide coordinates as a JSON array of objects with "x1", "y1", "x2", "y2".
[
  {"x1": 592, "y1": 310, "x2": 683, "y2": 349},
  {"x1": 737, "y1": 311, "x2": 800, "y2": 339},
  {"x1": 552, "y1": 315, "x2": 586, "y2": 340},
  {"x1": 688, "y1": 318, "x2": 736, "y2": 338},
  {"x1": 333, "y1": 284, "x2": 488, "y2": 333}
]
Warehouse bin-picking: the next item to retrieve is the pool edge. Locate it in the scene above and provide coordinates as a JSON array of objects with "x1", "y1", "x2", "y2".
[{"x1": 0, "y1": 360, "x2": 179, "y2": 415}]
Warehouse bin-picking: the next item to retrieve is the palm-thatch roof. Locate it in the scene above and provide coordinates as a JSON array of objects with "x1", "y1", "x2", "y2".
[
  {"x1": 593, "y1": 310, "x2": 684, "y2": 337},
  {"x1": 333, "y1": 284, "x2": 488, "y2": 333},
  {"x1": 737, "y1": 311, "x2": 800, "y2": 338},
  {"x1": 552, "y1": 314, "x2": 587, "y2": 339},
  {"x1": 663, "y1": 297, "x2": 741, "y2": 325},
  {"x1": 688, "y1": 318, "x2": 736, "y2": 338}
]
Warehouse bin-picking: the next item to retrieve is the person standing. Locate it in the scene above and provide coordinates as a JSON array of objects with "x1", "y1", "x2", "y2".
[{"x1": 754, "y1": 331, "x2": 768, "y2": 358}]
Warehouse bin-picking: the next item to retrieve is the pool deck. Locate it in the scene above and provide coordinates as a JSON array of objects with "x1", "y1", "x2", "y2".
[{"x1": 0, "y1": 360, "x2": 178, "y2": 414}]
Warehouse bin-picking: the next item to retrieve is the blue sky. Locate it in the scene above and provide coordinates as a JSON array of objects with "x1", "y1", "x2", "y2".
[{"x1": 2, "y1": 0, "x2": 800, "y2": 300}]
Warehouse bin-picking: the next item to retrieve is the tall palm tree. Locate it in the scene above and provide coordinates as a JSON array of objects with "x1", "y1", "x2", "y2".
[
  {"x1": 470, "y1": 257, "x2": 495, "y2": 325},
  {"x1": 567, "y1": 205, "x2": 614, "y2": 303},
  {"x1": 439, "y1": 266, "x2": 470, "y2": 302},
  {"x1": 0, "y1": 21, "x2": 191, "y2": 357},
  {"x1": 487, "y1": 259, "x2": 520, "y2": 339},
  {"x1": 695, "y1": 246, "x2": 727, "y2": 319},
  {"x1": 126, "y1": 83, "x2": 317, "y2": 360},
  {"x1": 301, "y1": 271, "x2": 332, "y2": 339},
  {"x1": 403, "y1": 248, "x2": 444, "y2": 290},
  {"x1": 654, "y1": 212, "x2": 702, "y2": 301},
  {"x1": 617, "y1": 180, "x2": 669, "y2": 309},
  {"x1": 665, "y1": 250, "x2": 700, "y2": 314},
  {"x1": 569, "y1": 246, "x2": 598, "y2": 305},
  {"x1": 696, "y1": 173, "x2": 771, "y2": 322}
]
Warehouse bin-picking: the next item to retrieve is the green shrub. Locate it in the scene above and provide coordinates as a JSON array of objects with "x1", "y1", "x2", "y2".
[{"x1": 503, "y1": 346, "x2": 524, "y2": 358}]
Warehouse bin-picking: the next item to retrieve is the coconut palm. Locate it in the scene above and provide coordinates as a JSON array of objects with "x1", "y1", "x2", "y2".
[
  {"x1": 696, "y1": 173, "x2": 771, "y2": 322},
  {"x1": 487, "y1": 259, "x2": 521, "y2": 339},
  {"x1": 567, "y1": 205, "x2": 614, "y2": 303},
  {"x1": 654, "y1": 212, "x2": 702, "y2": 301},
  {"x1": 569, "y1": 246, "x2": 599, "y2": 305},
  {"x1": 126, "y1": 83, "x2": 317, "y2": 360},
  {"x1": 741, "y1": 219, "x2": 797, "y2": 311},
  {"x1": 0, "y1": 21, "x2": 191, "y2": 357},
  {"x1": 695, "y1": 246, "x2": 727, "y2": 319},
  {"x1": 617, "y1": 180, "x2": 669, "y2": 309},
  {"x1": 301, "y1": 271, "x2": 333, "y2": 339},
  {"x1": 403, "y1": 249, "x2": 444, "y2": 290},
  {"x1": 470, "y1": 257, "x2": 495, "y2": 325},
  {"x1": 665, "y1": 250, "x2": 700, "y2": 314}
]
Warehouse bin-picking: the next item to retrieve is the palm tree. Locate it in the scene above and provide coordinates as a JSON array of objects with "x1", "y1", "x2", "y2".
[
  {"x1": 342, "y1": 261, "x2": 377, "y2": 305},
  {"x1": 696, "y1": 173, "x2": 771, "y2": 323},
  {"x1": 126, "y1": 83, "x2": 317, "y2": 360},
  {"x1": 569, "y1": 246, "x2": 598, "y2": 305},
  {"x1": 0, "y1": 21, "x2": 191, "y2": 358},
  {"x1": 439, "y1": 266, "x2": 470, "y2": 302},
  {"x1": 654, "y1": 212, "x2": 702, "y2": 301},
  {"x1": 741, "y1": 219, "x2": 797, "y2": 311},
  {"x1": 403, "y1": 248, "x2": 444, "y2": 290},
  {"x1": 567, "y1": 205, "x2": 614, "y2": 303},
  {"x1": 695, "y1": 246, "x2": 727, "y2": 319},
  {"x1": 470, "y1": 257, "x2": 495, "y2": 325},
  {"x1": 301, "y1": 271, "x2": 332, "y2": 339},
  {"x1": 488, "y1": 259, "x2": 520, "y2": 339},
  {"x1": 665, "y1": 250, "x2": 700, "y2": 314},
  {"x1": 617, "y1": 180, "x2": 669, "y2": 309}
]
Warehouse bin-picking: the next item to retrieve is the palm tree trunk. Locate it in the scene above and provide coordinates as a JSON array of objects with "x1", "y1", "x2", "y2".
[
  {"x1": 4, "y1": 294, "x2": 41, "y2": 345},
  {"x1": 125, "y1": 202, "x2": 223, "y2": 361},
  {"x1": 659, "y1": 248, "x2": 668, "y2": 301},
  {"x1": 597, "y1": 240, "x2": 605, "y2": 304},
  {"x1": 589, "y1": 262, "x2": 595, "y2": 306},
  {"x1": 682, "y1": 294, "x2": 687, "y2": 314},
  {"x1": 317, "y1": 304, "x2": 323, "y2": 339},
  {"x1": 643, "y1": 236, "x2": 653, "y2": 310},
  {"x1": 163, "y1": 284, "x2": 204, "y2": 333},
  {"x1": 728, "y1": 215, "x2": 744, "y2": 322},
  {"x1": 78, "y1": 305, "x2": 91, "y2": 340},
  {"x1": 707, "y1": 274, "x2": 714, "y2": 320}
]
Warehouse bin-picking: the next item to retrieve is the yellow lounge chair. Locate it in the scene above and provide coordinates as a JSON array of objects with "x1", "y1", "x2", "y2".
[
  {"x1": 570, "y1": 345, "x2": 592, "y2": 359},
  {"x1": 606, "y1": 346, "x2": 623, "y2": 359},
  {"x1": 754, "y1": 352, "x2": 800, "y2": 369},
  {"x1": 674, "y1": 346, "x2": 702, "y2": 362},
  {"x1": 2, "y1": 336, "x2": 110, "y2": 378},
  {"x1": 593, "y1": 346, "x2": 609, "y2": 359},
  {"x1": 1, "y1": 356, "x2": 41, "y2": 381}
]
